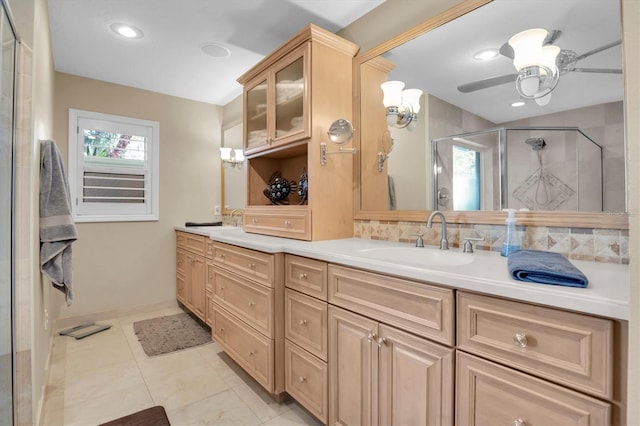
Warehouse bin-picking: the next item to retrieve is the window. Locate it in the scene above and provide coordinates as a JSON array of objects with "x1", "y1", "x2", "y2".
[{"x1": 68, "y1": 109, "x2": 159, "y2": 222}]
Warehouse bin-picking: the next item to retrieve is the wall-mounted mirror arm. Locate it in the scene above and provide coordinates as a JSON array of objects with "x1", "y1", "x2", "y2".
[{"x1": 320, "y1": 119, "x2": 356, "y2": 166}]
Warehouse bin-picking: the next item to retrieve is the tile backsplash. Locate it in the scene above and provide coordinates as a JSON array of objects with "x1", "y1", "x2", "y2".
[{"x1": 354, "y1": 220, "x2": 628, "y2": 264}]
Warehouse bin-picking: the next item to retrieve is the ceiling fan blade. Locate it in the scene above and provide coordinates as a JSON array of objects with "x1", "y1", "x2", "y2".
[
  {"x1": 575, "y1": 40, "x2": 621, "y2": 62},
  {"x1": 569, "y1": 67, "x2": 622, "y2": 74},
  {"x1": 499, "y1": 42, "x2": 514, "y2": 59},
  {"x1": 457, "y1": 73, "x2": 518, "y2": 93}
]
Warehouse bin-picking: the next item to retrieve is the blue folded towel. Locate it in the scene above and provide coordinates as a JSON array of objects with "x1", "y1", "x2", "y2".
[{"x1": 507, "y1": 250, "x2": 588, "y2": 288}]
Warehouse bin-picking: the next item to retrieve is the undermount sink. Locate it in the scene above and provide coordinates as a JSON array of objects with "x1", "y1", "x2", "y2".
[{"x1": 359, "y1": 246, "x2": 474, "y2": 267}]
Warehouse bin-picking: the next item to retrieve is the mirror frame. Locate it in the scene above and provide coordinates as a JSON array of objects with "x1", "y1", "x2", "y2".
[{"x1": 353, "y1": 0, "x2": 628, "y2": 229}]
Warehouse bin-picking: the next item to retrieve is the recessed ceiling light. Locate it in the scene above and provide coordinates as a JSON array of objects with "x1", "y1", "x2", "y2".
[
  {"x1": 110, "y1": 23, "x2": 144, "y2": 39},
  {"x1": 202, "y1": 43, "x2": 231, "y2": 58},
  {"x1": 511, "y1": 101, "x2": 526, "y2": 107},
  {"x1": 473, "y1": 48, "x2": 499, "y2": 61}
]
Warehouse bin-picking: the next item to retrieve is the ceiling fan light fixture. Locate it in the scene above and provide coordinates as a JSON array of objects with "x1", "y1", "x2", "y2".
[{"x1": 509, "y1": 28, "x2": 548, "y2": 71}]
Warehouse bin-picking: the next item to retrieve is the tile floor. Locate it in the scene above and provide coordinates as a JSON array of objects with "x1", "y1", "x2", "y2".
[{"x1": 40, "y1": 305, "x2": 322, "y2": 425}]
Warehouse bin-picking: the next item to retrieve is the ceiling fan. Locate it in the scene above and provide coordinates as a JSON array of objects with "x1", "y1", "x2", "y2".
[{"x1": 457, "y1": 30, "x2": 622, "y2": 94}]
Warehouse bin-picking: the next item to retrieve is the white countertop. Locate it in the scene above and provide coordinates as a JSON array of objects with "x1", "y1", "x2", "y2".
[{"x1": 176, "y1": 226, "x2": 629, "y2": 320}]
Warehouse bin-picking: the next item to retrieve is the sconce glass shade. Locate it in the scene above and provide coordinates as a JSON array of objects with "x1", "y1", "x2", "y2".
[
  {"x1": 220, "y1": 147, "x2": 232, "y2": 161},
  {"x1": 380, "y1": 81, "x2": 405, "y2": 107},
  {"x1": 402, "y1": 89, "x2": 423, "y2": 113},
  {"x1": 508, "y1": 28, "x2": 548, "y2": 71},
  {"x1": 233, "y1": 149, "x2": 245, "y2": 162}
]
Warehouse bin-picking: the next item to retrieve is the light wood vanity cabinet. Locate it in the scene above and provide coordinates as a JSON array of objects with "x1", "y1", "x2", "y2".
[
  {"x1": 284, "y1": 255, "x2": 329, "y2": 423},
  {"x1": 175, "y1": 231, "x2": 206, "y2": 322},
  {"x1": 211, "y1": 241, "x2": 285, "y2": 395},
  {"x1": 328, "y1": 265, "x2": 455, "y2": 426},
  {"x1": 237, "y1": 24, "x2": 359, "y2": 241},
  {"x1": 456, "y1": 291, "x2": 623, "y2": 426}
]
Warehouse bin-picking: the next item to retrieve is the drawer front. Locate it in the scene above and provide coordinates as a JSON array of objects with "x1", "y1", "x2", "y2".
[
  {"x1": 285, "y1": 254, "x2": 327, "y2": 300},
  {"x1": 285, "y1": 289, "x2": 327, "y2": 361},
  {"x1": 328, "y1": 264, "x2": 455, "y2": 346},
  {"x1": 212, "y1": 305, "x2": 274, "y2": 392},
  {"x1": 213, "y1": 268, "x2": 274, "y2": 337},
  {"x1": 457, "y1": 292, "x2": 613, "y2": 398},
  {"x1": 456, "y1": 352, "x2": 611, "y2": 426},
  {"x1": 176, "y1": 231, "x2": 206, "y2": 256},
  {"x1": 285, "y1": 340, "x2": 328, "y2": 424},
  {"x1": 212, "y1": 242, "x2": 275, "y2": 287},
  {"x1": 243, "y1": 209, "x2": 310, "y2": 241}
]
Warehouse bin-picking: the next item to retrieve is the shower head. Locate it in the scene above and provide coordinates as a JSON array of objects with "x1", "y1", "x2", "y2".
[{"x1": 525, "y1": 137, "x2": 546, "y2": 151}]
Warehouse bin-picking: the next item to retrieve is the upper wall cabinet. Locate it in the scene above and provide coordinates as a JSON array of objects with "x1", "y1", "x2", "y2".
[
  {"x1": 243, "y1": 43, "x2": 310, "y2": 155},
  {"x1": 237, "y1": 25, "x2": 359, "y2": 241}
]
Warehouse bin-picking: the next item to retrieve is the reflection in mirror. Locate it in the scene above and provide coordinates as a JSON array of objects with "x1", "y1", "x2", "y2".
[
  {"x1": 222, "y1": 123, "x2": 245, "y2": 213},
  {"x1": 359, "y1": 0, "x2": 625, "y2": 217}
]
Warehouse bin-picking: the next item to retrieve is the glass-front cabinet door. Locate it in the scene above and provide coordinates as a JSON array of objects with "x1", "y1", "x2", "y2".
[{"x1": 243, "y1": 43, "x2": 310, "y2": 155}]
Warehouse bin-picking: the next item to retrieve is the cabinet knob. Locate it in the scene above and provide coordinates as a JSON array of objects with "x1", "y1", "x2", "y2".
[
  {"x1": 512, "y1": 419, "x2": 526, "y2": 426},
  {"x1": 249, "y1": 301, "x2": 255, "y2": 307},
  {"x1": 220, "y1": 286, "x2": 225, "y2": 291},
  {"x1": 251, "y1": 218, "x2": 258, "y2": 224},
  {"x1": 284, "y1": 220, "x2": 291, "y2": 227},
  {"x1": 299, "y1": 319, "x2": 308, "y2": 326},
  {"x1": 299, "y1": 376, "x2": 307, "y2": 383},
  {"x1": 219, "y1": 327, "x2": 224, "y2": 332},
  {"x1": 376, "y1": 337, "x2": 387, "y2": 348},
  {"x1": 249, "y1": 350, "x2": 255, "y2": 356},
  {"x1": 366, "y1": 331, "x2": 376, "y2": 343},
  {"x1": 248, "y1": 263, "x2": 256, "y2": 269},
  {"x1": 513, "y1": 332, "x2": 528, "y2": 348},
  {"x1": 219, "y1": 254, "x2": 225, "y2": 259},
  {"x1": 299, "y1": 273, "x2": 307, "y2": 280}
]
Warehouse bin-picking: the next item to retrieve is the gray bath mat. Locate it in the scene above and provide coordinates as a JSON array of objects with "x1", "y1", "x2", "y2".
[{"x1": 133, "y1": 312, "x2": 211, "y2": 356}]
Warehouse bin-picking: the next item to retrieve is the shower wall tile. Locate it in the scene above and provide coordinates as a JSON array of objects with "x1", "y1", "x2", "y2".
[{"x1": 354, "y1": 220, "x2": 628, "y2": 264}]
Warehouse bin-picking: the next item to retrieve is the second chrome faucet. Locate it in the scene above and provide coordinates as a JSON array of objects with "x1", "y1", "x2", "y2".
[{"x1": 426, "y1": 210, "x2": 449, "y2": 250}]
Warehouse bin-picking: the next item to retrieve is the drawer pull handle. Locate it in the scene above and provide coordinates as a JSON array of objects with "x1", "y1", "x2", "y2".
[
  {"x1": 284, "y1": 220, "x2": 291, "y2": 227},
  {"x1": 249, "y1": 263, "x2": 256, "y2": 269},
  {"x1": 299, "y1": 273, "x2": 307, "y2": 280},
  {"x1": 366, "y1": 331, "x2": 376, "y2": 343},
  {"x1": 299, "y1": 376, "x2": 307, "y2": 383},
  {"x1": 376, "y1": 337, "x2": 387, "y2": 348},
  {"x1": 252, "y1": 218, "x2": 258, "y2": 224},
  {"x1": 249, "y1": 301, "x2": 255, "y2": 307},
  {"x1": 513, "y1": 333, "x2": 528, "y2": 348},
  {"x1": 512, "y1": 419, "x2": 526, "y2": 426},
  {"x1": 299, "y1": 319, "x2": 308, "y2": 326}
]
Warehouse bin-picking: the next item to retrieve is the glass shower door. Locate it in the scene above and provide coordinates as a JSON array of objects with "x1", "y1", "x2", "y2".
[{"x1": 0, "y1": 1, "x2": 16, "y2": 423}]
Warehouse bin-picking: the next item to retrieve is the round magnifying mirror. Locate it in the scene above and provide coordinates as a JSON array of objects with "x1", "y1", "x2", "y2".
[{"x1": 327, "y1": 119, "x2": 354, "y2": 145}]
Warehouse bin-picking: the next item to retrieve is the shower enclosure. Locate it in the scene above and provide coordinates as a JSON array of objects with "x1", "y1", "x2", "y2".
[{"x1": 432, "y1": 127, "x2": 603, "y2": 212}]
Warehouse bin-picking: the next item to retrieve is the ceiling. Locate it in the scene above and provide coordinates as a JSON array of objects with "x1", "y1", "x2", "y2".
[
  {"x1": 384, "y1": 0, "x2": 624, "y2": 124},
  {"x1": 48, "y1": 0, "x2": 384, "y2": 106}
]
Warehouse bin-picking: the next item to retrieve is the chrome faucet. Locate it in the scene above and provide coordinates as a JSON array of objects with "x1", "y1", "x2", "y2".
[
  {"x1": 230, "y1": 209, "x2": 243, "y2": 227},
  {"x1": 426, "y1": 211, "x2": 449, "y2": 250}
]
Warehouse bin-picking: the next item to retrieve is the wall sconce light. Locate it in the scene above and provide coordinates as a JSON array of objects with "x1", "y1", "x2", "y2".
[
  {"x1": 508, "y1": 28, "x2": 560, "y2": 106},
  {"x1": 380, "y1": 81, "x2": 423, "y2": 130},
  {"x1": 220, "y1": 147, "x2": 245, "y2": 168}
]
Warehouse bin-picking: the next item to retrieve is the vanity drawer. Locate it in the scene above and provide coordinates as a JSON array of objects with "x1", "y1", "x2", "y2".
[
  {"x1": 457, "y1": 292, "x2": 614, "y2": 399},
  {"x1": 456, "y1": 352, "x2": 611, "y2": 426},
  {"x1": 285, "y1": 340, "x2": 328, "y2": 424},
  {"x1": 243, "y1": 207, "x2": 311, "y2": 241},
  {"x1": 212, "y1": 305, "x2": 274, "y2": 392},
  {"x1": 176, "y1": 231, "x2": 206, "y2": 256},
  {"x1": 285, "y1": 289, "x2": 328, "y2": 361},
  {"x1": 285, "y1": 254, "x2": 327, "y2": 300},
  {"x1": 212, "y1": 241, "x2": 275, "y2": 287},
  {"x1": 328, "y1": 264, "x2": 454, "y2": 346},
  {"x1": 213, "y1": 267, "x2": 274, "y2": 338}
]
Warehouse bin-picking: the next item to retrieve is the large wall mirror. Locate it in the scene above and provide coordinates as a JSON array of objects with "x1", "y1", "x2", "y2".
[
  {"x1": 221, "y1": 122, "x2": 246, "y2": 213},
  {"x1": 355, "y1": 0, "x2": 628, "y2": 228}
]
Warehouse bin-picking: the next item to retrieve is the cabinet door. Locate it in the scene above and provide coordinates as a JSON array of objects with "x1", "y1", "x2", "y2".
[
  {"x1": 245, "y1": 75, "x2": 269, "y2": 153},
  {"x1": 456, "y1": 352, "x2": 611, "y2": 426},
  {"x1": 378, "y1": 324, "x2": 454, "y2": 426},
  {"x1": 329, "y1": 305, "x2": 378, "y2": 426},
  {"x1": 271, "y1": 43, "x2": 309, "y2": 147},
  {"x1": 189, "y1": 253, "x2": 206, "y2": 320}
]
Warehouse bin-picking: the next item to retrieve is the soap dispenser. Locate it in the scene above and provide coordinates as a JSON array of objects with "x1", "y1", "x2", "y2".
[{"x1": 501, "y1": 209, "x2": 521, "y2": 257}]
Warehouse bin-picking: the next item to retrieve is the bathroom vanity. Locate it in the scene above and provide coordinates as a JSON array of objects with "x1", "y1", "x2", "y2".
[{"x1": 175, "y1": 226, "x2": 628, "y2": 425}]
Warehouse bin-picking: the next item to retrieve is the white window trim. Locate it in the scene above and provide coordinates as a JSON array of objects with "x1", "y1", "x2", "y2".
[{"x1": 68, "y1": 109, "x2": 160, "y2": 222}]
